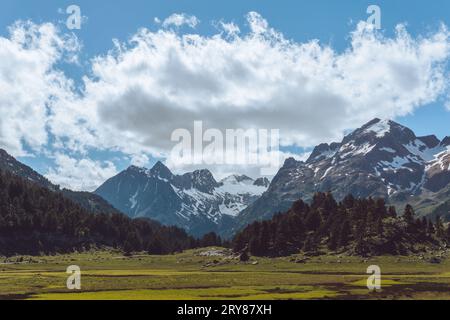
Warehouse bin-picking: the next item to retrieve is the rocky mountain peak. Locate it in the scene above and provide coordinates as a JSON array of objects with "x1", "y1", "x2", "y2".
[
  {"x1": 149, "y1": 161, "x2": 173, "y2": 180},
  {"x1": 441, "y1": 136, "x2": 450, "y2": 147},
  {"x1": 0, "y1": 149, "x2": 9, "y2": 157},
  {"x1": 283, "y1": 157, "x2": 302, "y2": 169},
  {"x1": 418, "y1": 135, "x2": 440, "y2": 149},
  {"x1": 307, "y1": 142, "x2": 341, "y2": 163},
  {"x1": 253, "y1": 177, "x2": 270, "y2": 187},
  {"x1": 197, "y1": 170, "x2": 219, "y2": 194},
  {"x1": 343, "y1": 118, "x2": 415, "y2": 146}
]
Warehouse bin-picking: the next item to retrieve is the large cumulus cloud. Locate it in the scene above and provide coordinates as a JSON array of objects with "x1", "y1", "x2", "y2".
[
  {"x1": 63, "y1": 13, "x2": 449, "y2": 155},
  {"x1": 1, "y1": 12, "x2": 450, "y2": 189}
]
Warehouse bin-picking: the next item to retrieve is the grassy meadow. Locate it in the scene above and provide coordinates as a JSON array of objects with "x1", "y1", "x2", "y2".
[{"x1": 1, "y1": 248, "x2": 450, "y2": 300}]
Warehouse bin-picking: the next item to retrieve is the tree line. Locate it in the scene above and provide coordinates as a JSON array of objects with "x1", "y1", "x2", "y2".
[{"x1": 233, "y1": 192, "x2": 450, "y2": 257}]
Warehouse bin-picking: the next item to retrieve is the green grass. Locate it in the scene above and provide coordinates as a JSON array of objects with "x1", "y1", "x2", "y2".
[{"x1": 1, "y1": 248, "x2": 450, "y2": 300}]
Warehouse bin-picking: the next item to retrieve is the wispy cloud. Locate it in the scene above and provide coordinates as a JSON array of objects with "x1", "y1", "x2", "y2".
[{"x1": 161, "y1": 13, "x2": 200, "y2": 29}]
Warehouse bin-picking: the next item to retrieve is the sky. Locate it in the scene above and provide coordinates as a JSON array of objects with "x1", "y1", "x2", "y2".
[{"x1": 0, "y1": 0, "x2": 449, "y2": 191}]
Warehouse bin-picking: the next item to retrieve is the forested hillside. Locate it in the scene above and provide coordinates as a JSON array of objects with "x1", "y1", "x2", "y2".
[
  {"x1": 0, "y1": 170, "x2": 197, "y2": 256},
  {"x1": 233, "y1": 192, "x2": 450, "y2": 257}
]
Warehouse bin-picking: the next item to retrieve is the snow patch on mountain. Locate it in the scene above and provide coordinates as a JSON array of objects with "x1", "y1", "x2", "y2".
[
  {"x1": 217, "y1": 176, "x2": 266, "y2": 196},
  {"x1": 364, "y1": 119, "x2": 392, "y2": 138},
  {"x1": 426, "y1": 150, "x2": 450, "y2": 172},
  {"x1": 129, "y1": 190, "x2": 139, "y2": 209},
  {"x1": 380, "y1": 147, "x2": 396, "y2": 153},
  {"x1": 339, "y1": 142, "x2": 375, "y2": 159},
  {"x1": 404, "y1": 140, "x2": 445, "y2": 162}
]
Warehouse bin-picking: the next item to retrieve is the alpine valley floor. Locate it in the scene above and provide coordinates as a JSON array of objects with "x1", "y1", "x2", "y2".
[{"x1": 1, "y1": 248, "x2": 450, "y2": 300}]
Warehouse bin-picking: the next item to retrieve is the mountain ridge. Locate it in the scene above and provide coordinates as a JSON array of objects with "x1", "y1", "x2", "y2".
[
  {"x1": 231, "y1": 118, "x2": 450, "y2": 236},
  {"x1": 0, "y1": 148, "x2": 120, "y2": 215}
]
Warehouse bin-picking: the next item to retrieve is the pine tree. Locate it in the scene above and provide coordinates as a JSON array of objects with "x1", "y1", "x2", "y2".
[
  {"x1": 304, "y1": 234, "x2": 317, "y2": 254},
  {"x1": 388, "y1": 206, "x2": 397, "y2": 218},
  {"x1": 403, "y1": 205, "x2": 415, "y2": 224},
  {"x1": 374, "y1": 198, "x2": 388, "y2": 219},
  {"x1": 147, "y1": 237, "x2": 164, "y2": 255},
  {"x1": 446, "y1": 224, "x2": 450, "y2": 243},
  {"x1": 435, "y1": 216, "x2": 445, "y2": 239},
  {"x1": 258, "y1": 221, "x2": 271, "y2": 254},
  {"x1": 419, "y1": 217, "x2": 428, "y2": 239},
  {"x1": 249, "y1": 236, "x2": 261, "y2": 256},
  {"x1": 201, "y1": 232, "x2": 221, "y2": 247},
  {"x1": 338, "y1": 220, "x2": 351, "y2": 248},
  {"x1": 291, "y1": 199, "x2": 308, "y2": 215},
  {"x1": 273, "y1": 220, "x2": 291, "y2": 256},
  {"x1": 123, "y1": 240, "x2": 134, "y2": 256},
  {"x1": 305, "y1": 210, "x2": 321, "y2": 231},
  {"x1": 327, "y1": 223, "x2": 340, "y2": 251},
  {"x1": 376, "y1": 216, "x2": 383, "y2": 235},
  {"x1": 427, "y1": 220, "x2": 435, "y2": 236},
  {"x1": 403, "y1": 204, "x2": 416, "y2": 234},
  {"x1": 367, "y1": 210, "x2": 377, "y2": 235},
  {"x1": 233, "y1": 233, "x2": 247, "y2": 253},
  {"x1": 354, "y1": 236, "x2": 369, "y2": 257}
]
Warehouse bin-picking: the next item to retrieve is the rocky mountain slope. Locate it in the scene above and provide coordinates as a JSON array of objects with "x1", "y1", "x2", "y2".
[
  {"x1": 0, "y1": 148, "x2": 119, "y2": 215},
  {"x1": 95, "y1": 163, "x2": 269, "y2": 236},
  {"x1": 233, "y1": 118, "x2": 450, "y2": 235},
  {"x1": 0, "y1": 149, "x2": 55, "y2": 190}
]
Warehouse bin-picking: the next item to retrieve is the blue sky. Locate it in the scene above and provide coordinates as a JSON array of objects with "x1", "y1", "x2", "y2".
[{"x1": 0, "y1": 0, "x2": 449, "y2": 190}]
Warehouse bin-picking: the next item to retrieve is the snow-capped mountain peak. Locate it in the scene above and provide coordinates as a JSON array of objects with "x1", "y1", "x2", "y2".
[
  {"x1": 220, "y1": 174, "x2": 253, "y2": 185},
  {"x1": 363, "y1": 118, "x2": 393, "y2": 138}
]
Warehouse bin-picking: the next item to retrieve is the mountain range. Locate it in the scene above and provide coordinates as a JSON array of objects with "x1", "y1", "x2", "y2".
[
  {"x1": 1, "y1": 118, "x2": 449, "y2": 239},
  {"x1": 95, "y1": 164, "x2": 269, "y2": 236}
]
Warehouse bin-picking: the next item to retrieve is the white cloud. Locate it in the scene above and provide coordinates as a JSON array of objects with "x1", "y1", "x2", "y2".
[
  {"x1": 45, "y1": 154, "x2": 118, "y2": 191},
  {"x1": 130, "y1": 153, "x2": 150, "y2": 167},
  {"x1": 246, "y1": 11, "x2": 269, "y2": 34},
  {"x1": 0, "y1": 21, "x2": 78, "y2": 156},
  {"x1": 62, "y1": 14, "x2": 449, "y2": 165},
  {"x1": 162, "y1": 13, "x2": 199, "y2": 29},
  {"x1": 218, "y1": 21, "x2": 240, "y2": 36},
  {"x1": 1, "y1": 13, "x2": 450, "y2": 188}
]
